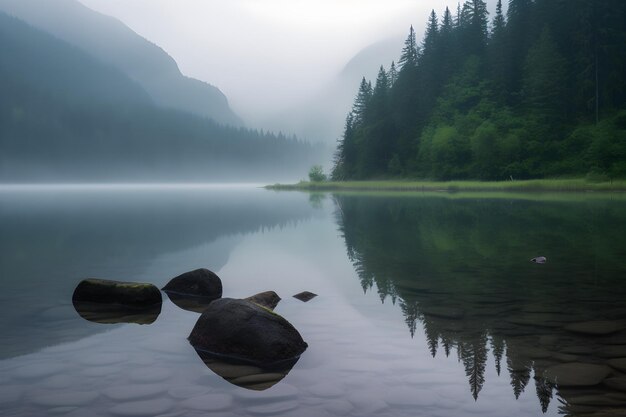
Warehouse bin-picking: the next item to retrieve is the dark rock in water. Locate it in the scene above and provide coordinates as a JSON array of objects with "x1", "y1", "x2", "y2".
[
  {"x1": 162, "y1": 268, "x2": 222, "y2": 298},
  {"x1": 73, "y1": 301, "x2": 161, "y2": 325},
  {"x1": 293, "y1": 291, "x2": 317, "y2": 302},
  {"x1": 72, "y1": 279, "x2": 162, "y2": 307},
  {"x1": 531, "y1": 256, "x2": 547, "y2": 264},
  {"x1": 193, "y1": 348, "x2": 299, "y2": 391},
  {"x1": 188, "y1": 298, "x2": 307, "y2": 365},
  {"x1": 245, "y1": 291, "x2": 281, "y2": 310}
]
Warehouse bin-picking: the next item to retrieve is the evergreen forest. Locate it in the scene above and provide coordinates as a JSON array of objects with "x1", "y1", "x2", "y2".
[{"x1": 332, "y1": 0, "x2": 626, "y2": 181}]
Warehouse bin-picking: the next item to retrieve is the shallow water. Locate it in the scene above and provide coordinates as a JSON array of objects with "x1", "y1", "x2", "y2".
[{"x1": 1, "y1": 186, "x2": 625, "y2": 417}]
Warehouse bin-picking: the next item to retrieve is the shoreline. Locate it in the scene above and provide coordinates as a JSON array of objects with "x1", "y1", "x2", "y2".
[{"x1": 265, "y1": 179, "x2": 626, "y2": 193}]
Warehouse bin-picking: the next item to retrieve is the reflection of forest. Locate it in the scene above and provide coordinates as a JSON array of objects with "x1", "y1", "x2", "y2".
[{"x1": 334, "y1": 195, "x2": 626, "y2": 415}]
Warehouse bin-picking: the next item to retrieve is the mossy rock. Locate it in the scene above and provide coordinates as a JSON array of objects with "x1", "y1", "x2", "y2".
[
  {"x1": 162, "y1": 268, "x2": 222, "y2": 298},
  {"x1": 72, "y1": 279, "x2": 161, "y2": 307}
]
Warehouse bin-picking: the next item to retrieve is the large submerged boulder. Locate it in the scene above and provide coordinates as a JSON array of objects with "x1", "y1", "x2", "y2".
[
  {"x1": 188, "y1": 298, "x2": 307, "y2": 365},
  {"x1": 162, "y1": 268, "x2": 222, "y2": 299},
  {"x1": 72, "y1": 278, "x2": 162, "y2": 307}
]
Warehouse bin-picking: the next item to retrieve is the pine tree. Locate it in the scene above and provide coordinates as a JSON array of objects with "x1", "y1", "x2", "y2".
[
  {"x1": 460, "y1": 0, "x2": 489, "y2": 56},
  {"x1": 488, "y1": 0, "x2": 508, "y2": 98},
  {"x1": 388, "y1": 61, "x2": 398, "y2": 86},
  {"x1": 398, "y1": 25, "x2": 419, "y2": 70},
  {"x1": 332, "y1": 112, "x2": 355, "y2": 180},
  {"x1": 507, "y1": 0, "x2": 534, "y2": 98},
  {"x1": 523, "y1": 26, "x2": 567, "y2": 124},
  {"x1": 352, "y1": 77, "x2": 373, "y2": 125},
  {"x1": 422, "y1": 10, "x2": 440, "y2": 54}
]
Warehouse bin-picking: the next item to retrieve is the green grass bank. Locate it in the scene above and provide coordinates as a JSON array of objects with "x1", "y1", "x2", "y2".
[{"x1": 266, "y1": 179, "x2": 626, "y2": 193}]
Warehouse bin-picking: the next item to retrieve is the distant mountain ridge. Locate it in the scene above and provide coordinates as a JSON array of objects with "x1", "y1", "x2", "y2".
[
  {"x1": 0, "y1": 12, "x2": 317, "y2": 181},
  {"x1": 260, "y1": 37, "x2": 402, "y2": 145},
  {"x1": 0, "y1": 0, "x2": 242, "y2": 126}
]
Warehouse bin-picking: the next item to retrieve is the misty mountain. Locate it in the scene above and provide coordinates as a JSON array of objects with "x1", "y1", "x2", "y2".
[
  {"x1": 261, "y1": 37, "x2": 402, "y2": 146},
  {"x1": 0, "y1": 0, "x2": 242, "y2": 126},
  {"x1": 0, "y1": 12, "x2": 318, "y2": 182}
]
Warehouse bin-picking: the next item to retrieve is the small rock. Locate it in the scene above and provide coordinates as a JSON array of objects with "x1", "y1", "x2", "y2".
[
  {"x1": 531, "y1": 256, "x2": 547, "y2": 264},
  {"x1": 162, "y1": 269, "x2": 222, "y2": 299},
  {"x1": 293, "y1": 291, "x2": 317, "y2": 302},
  {"x1": 544, "y1": 363, "x2": 612, "y2": 386},
  {"x1": 245, "y1": 291, "x2": 281, "y2": 310}
]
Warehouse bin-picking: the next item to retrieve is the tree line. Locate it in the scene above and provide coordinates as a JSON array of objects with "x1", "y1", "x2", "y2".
[{"x1": 332, "y1": 0, "x2": 626, "y2": 181}]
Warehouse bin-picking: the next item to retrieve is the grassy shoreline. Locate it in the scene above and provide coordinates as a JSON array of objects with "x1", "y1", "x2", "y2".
[{"x1": 266, "y1": 179, "x2": 626, "y2": 193}]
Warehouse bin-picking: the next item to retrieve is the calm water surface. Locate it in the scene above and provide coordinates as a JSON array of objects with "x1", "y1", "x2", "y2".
[{"x1": 1, "y1": 186, "x2": 625, "y2": 417}]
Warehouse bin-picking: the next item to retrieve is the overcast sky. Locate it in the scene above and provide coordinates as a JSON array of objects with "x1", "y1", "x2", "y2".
[{"x1": 78, "y1": 0, "x2": 499, "y2": 122}]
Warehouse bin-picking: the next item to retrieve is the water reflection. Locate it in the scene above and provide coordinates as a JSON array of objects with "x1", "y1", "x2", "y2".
[
  {"x1": 193, "y1": 349, "x2": 300, "y2": 391},
  {"x1": 333, "y1": 194, "x2": 626, "y2": 415},
  {"x1": 72, "y1": 301, "x2": 162, "y2": 324},
  {"x1": 164, "y1": 293, "x2": 219, "y2": 313},
  {"x1": 0, "y1": 188, "x2": 316, "y2": 359}
]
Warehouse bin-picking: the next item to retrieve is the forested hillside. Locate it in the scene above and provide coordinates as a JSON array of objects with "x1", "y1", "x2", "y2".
[
  {"x1": 0, "y1": 0, "x2": 242, "y2": 126},
  {"x1": 332, "y1": 0, "x2": 626, "y2": 180},
  {"x1": 0, "y1": 13, "x2": 318, "y2": 181}
]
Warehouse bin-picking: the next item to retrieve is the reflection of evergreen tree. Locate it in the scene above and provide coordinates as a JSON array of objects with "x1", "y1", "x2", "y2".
[
  {"x1": 424, "y1": 319, "x2": 440, "y2": 357},
  {"x1": 400, "y1": 300, "x2": 419, "y2": 338},
  {"x1": 490, "y1": 335, "x2": 506, "y2": 376},
  {"x1": 535, "y1": 377, "x2": 555, "y2": 413},
  {"x1": 458, "y1": 334, "x2": 488, "y2": 400},
  {"x1": 507, "y1": 355, "x2": 532, "y2": 399},
  {"x1": 333, "y1": 195, "x2": 626, "y2": 409}
]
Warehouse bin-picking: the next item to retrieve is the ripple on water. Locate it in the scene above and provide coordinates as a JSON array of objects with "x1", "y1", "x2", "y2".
[
  {"x1": 323, "y1": 399, "x2": 354, "y2": 415},
  {"x1": 0, "y1": 386, "x2": 24, "y2": 404},
  {"x1": 180, "y1": 393, "x2": 233, "y2": 411},
  {"x1": 247, "y1": 399, "x2": 299, "y2": 415},
  {"x1": 167, "y1": 385, "x2": 211, "y2": 399},
  {"x1": 31, "y1": 391, "x2": 99, "y2": 407},
  {"x1": 76, "y1": 352, "x2": 129, "y2": 366},
  {"x1": 103, "y1": 383, "x2": 168, "y2": 401},
  {"x1": 108, "y1": 398, "x2": 175, "y2": 417},
  {"x1": 129, "y1": 367, "x2": 173, "y2": 383},
  {"x1": 13, "y1": 363, "x2": 66, "y2": 380}
]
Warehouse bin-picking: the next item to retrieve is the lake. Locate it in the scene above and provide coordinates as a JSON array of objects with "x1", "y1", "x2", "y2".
[{"x1": 1, "y1": 185, "x2": 625, "y2": 417}]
